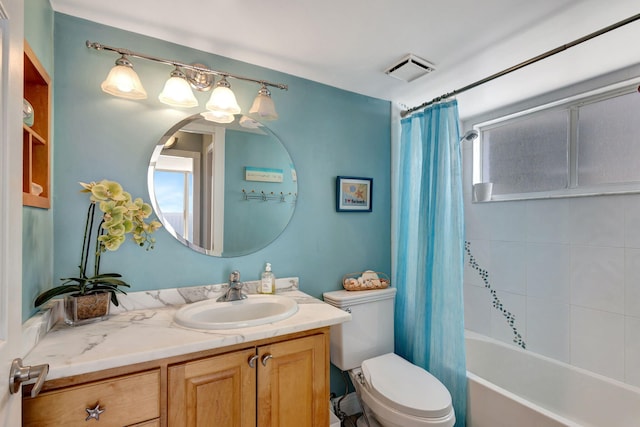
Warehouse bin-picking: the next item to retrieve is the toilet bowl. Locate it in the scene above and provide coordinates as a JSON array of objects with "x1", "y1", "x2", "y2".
[
  {"x1": 350, "y1": 353, "x2": 454, "y2": 427},
  {"x1": 323, "y1": 288, "x2": 455, "y2": 427}
]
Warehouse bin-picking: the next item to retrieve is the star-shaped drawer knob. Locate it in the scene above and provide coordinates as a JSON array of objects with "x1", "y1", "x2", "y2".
[{"x1": 85, "y1": 403, "x2": 105, "y2": 421}]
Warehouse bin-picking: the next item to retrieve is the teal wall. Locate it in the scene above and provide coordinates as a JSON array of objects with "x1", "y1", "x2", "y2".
[
  {"x1": 49, "y1": 14, "x2": 391, "y2": 305},
  {"x1": 23, "y1": 0, "x2": 54, "y2": 321},
  {"x1": 24, "y1": 0, "x2": 53, "y2": 67}
]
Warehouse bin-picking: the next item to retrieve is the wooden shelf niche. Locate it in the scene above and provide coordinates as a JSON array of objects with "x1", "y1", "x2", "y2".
[{"x1": 23, "y1": 41, "x2": 51, "y2": 209}]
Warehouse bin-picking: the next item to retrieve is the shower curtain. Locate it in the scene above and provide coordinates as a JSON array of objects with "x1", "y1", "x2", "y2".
[{"x1": 394, "y1": 100, "x2": 466, "y2": 426}]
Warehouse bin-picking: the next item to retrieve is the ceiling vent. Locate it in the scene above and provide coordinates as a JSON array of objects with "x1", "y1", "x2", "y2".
[{"x1": 385, "y1": 54, "x2": 435, "y2": 82}]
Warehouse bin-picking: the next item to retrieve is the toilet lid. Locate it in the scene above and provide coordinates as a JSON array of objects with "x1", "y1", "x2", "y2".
[{"x1": 361, "y1": 353, "x2": 453, "y2": 419}]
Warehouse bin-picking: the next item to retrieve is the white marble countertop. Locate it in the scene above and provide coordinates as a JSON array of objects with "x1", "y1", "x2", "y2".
[{"x1": 23, "y1": 278, "x2": 350, "y2": 381}]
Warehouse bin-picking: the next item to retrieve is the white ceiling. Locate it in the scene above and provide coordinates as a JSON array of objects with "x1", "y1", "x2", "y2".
[{"x1": 50, "y1": 0, "x2": 640, "y2": 119}]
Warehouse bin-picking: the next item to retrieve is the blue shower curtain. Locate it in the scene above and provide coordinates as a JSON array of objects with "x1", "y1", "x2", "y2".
[{"x1": 394, "y1": 100, "x2": 466, "y2": 426}]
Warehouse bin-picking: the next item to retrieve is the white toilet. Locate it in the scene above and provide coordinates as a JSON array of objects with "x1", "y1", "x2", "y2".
[{"x1": 323, "y1": 287, "x2": 455, "y2": 427}]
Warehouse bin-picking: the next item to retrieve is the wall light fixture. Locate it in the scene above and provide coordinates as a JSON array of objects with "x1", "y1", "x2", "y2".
[
  {"x1": 206, "y1": 76, "x2": 241, "y2": 115},
  {"x1": 87, "y1": 41, "x2": 288, "y2": 123},
  {"x1": 158, "y1": 67, "x2": 198, "y2": 108},
  {"x1": 249, "y1": 84, "x2": 279, "y2": 120},
  {"x1": 100, "y1": 54, "x2": 148, "y2": 100}
]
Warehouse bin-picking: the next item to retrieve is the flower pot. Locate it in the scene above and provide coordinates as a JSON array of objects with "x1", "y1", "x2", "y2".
[{"x1": 64, "y1": 292, "x2": 111, "y2": 326}]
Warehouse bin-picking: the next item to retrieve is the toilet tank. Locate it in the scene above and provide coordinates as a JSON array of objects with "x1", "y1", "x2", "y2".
[{"x1": 323, "y1": 287, "x2": 396, "y2": 371}]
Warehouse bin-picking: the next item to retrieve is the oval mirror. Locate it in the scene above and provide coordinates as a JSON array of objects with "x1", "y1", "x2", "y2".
[{"x1": 148, "y1": 114, "x2": 297, "y2": 257}]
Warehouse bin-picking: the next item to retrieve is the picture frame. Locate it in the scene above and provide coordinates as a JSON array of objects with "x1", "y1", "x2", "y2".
[{"x1": 336, "y1": 176, "x2": 373, "y2": 212}]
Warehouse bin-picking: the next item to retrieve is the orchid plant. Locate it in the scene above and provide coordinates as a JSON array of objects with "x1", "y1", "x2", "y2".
[{"x1": 34, "y1": 180, "x2": 162, "y2": 307}]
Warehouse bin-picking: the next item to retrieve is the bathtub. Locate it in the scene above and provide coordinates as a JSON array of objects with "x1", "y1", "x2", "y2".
[{"x1": 465, "y1": 331, "x2": 640, "y2": 427}]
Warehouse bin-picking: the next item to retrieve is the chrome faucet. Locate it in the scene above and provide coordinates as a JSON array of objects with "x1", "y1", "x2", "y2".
[{"x1": 217, "y1": 270, "x2": 247, "y2": 302}]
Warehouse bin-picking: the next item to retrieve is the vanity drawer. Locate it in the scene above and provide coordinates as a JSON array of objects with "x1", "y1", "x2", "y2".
[{"x1": 23, "y1": 369, "x2": 160, "y2": 426}]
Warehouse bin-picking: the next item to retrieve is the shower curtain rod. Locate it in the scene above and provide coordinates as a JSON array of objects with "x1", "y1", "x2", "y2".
[{"x1": 401, "y1": 12, "x2": 640, "y2": 118}]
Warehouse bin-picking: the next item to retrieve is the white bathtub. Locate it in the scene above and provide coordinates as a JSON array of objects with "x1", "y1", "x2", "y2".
[{"x1": 465, "y1": 331, "x2": 640, "y2": 427}]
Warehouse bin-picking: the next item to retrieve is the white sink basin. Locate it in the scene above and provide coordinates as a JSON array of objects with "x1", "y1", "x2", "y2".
[{"x1": 174, "y1": 294, "x2": 298, "y2": 330}]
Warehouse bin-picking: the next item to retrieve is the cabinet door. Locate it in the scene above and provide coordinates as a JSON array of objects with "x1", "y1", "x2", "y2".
[
  {"x1": 257, "y1": 334, "x2": 328, "y2": 427},
  {"x1": 168, "y1": 348, "x2": 256, "y2": 427}
]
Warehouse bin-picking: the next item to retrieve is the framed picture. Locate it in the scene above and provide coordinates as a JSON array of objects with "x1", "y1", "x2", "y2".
[{"x1": 336, "y1": 176, "x2": 373, "y2": 212}]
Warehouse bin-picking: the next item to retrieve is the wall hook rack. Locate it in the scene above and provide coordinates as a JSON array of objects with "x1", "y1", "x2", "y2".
[{"x1": 242, "y1": 189, "x2": 297, "y2": 203}]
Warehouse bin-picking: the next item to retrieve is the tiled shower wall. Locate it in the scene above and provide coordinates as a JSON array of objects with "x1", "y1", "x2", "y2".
[{"x1": 462, "y1": 143, "x2": 640, "y2": 388}]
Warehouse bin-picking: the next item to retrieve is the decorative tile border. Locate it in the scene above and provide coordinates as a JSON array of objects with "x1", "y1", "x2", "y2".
[{"x1": 465, "y1": 241, "x2": 526, "y2": 349}]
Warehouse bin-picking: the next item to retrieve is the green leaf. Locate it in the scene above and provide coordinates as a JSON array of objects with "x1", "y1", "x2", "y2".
[
  {"x1": 89, "y1": 284, "x2": 128, "y2": 294},
  {"x1": 88, "y1": 285, "x2": 127, "y2": 307},
  {"x1": 92, "y1": 273, "x2": 123, "y2": 279},
  {"x1": 110, "y1": 291, "x2": 120, "y2": 306},
  {"x1": 86, "y1": 276, "x2": 130, "y2": 288},
  {"x1": 34, "y1": 284, "x2": 82, "y2": 307},
  {"x1": 59, "y1": 277, "x2": 87, "y2": 283},
  {"x1": 37, "y1": 272, "x2": 131, "y2": 308}
]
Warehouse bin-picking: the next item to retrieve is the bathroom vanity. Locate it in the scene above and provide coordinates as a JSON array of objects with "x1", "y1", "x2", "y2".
[{"x1": 21, "y1": 284, "x2": 350, "y2": 427}]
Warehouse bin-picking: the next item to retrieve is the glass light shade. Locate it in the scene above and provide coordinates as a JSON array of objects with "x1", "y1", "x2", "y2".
[
  {"x1": 158, "y1": 70, "x2": 198, "y2": 108},
  {"x1": 206, "y1": 78, "x2": 241, "y2": 114},
  {"x1": 100, "y1": 57, "x2": 147, "y2": 100},
  {"x1": 239, "y1": 115, "x2": 262, "y2": 129},
  {"x1": 249, "y1": 92, "x2": 278, "y2": 120},
  {"x1": 200, "y1": 110, "x2": 235, "y2": 124}
]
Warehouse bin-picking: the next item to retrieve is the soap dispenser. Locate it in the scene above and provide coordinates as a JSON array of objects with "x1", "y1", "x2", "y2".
[{"x1": 260, "y1": 263, "x2": 276, "y2": 294}]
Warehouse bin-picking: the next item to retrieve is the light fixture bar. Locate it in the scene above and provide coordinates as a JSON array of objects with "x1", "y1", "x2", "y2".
[{"x1": 86, "y1": 40, "x2": 288, "y2": 91}]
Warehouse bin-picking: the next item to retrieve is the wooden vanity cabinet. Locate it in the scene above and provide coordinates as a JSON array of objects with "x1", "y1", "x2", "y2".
[
  {"x1": 169, "y1": 332, "x2": 329, "y2": 427},
  {"x1": 22, "y1": 327, "x2": 330, "y2": 427}
]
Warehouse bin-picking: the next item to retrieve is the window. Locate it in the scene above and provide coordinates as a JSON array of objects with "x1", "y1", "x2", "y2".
[
  {"x1": 473, "y1": 80, "x2": 640, "y2": 201},
  {"x1": 577, "y1": 91, "x2": 640, "y2": 186},
  {"x1": 154, "y1": 151, "x2": 200, "y2": 242}
]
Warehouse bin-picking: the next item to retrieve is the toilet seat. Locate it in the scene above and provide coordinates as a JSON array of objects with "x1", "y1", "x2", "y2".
[{"x1": 360, "y1": 353, "x2": 453, "y2": 419}]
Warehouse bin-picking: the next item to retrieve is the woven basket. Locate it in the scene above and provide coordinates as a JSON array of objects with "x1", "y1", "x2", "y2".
[{"x1": 342, "y1": 271, "x2": 390, "y2": 291}]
